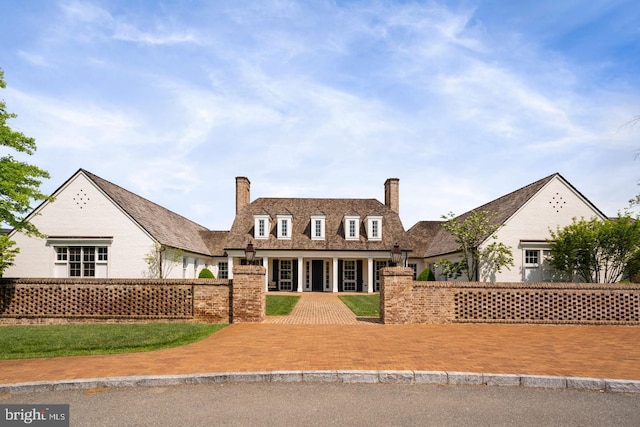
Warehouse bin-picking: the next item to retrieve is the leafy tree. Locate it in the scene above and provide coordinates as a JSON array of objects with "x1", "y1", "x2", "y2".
[
  {"x1": 144, "y1": 242, "x2": 184, "y2": 279},
  {"x1": 0, "y1": 68, "x2": 51, "y2": 275},
  {"x1": 548, "y1": 213, "x2": 640, "y2": 283},
  {"x1": 437, "y1": 211, "x2": 514, "y2": 281}
]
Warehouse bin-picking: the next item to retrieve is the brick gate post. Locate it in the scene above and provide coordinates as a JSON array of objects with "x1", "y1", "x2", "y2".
[
  {"x1": 231, "y1": 265, "x2": 266, "y2": 323},
  {"x1": 380, "y1": 266, "x2": 414, "y2": 324}
]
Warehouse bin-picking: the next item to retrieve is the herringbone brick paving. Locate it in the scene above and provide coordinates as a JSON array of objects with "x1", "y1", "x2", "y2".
[
  {"x1": 263, "y1": 292, "x2": 378, "y2": 324},
  {"x1": 1, "y1": 293, "x2": 639, "y2": 385}
]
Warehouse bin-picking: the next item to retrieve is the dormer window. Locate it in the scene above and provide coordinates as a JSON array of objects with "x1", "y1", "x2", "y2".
[
  {"x1": 277, "y1": 214, "x2": 292, "y2": 239},
  {"x1": 311, "y1": 214, "x2": 326, "y2": 240},
  {"x1": 254, "y1": 214, "x2": 270, "y2": 240},
  {"x1": 367, "y1": 216, "x2": 383, "y2": 241},
  {"x1": 344, "y1": 215, "x2": 360, "y2": 241}
]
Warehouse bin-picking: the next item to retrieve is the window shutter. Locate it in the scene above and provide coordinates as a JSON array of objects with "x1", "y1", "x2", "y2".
[{"x1": 357, "y1": 260, "x2": 363, "y2": 292}]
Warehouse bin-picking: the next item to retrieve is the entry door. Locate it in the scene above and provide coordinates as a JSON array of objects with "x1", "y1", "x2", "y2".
[{"x1": 312, "y1": 260, "x2": 324, "y2": 292}]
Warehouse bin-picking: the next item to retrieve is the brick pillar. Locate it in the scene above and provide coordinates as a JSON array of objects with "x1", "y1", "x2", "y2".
[
  {"x1": 231, "y1": 265, "x2": 266, "y2": 323},
  {"x1": 380, "y1": 266, "x2": 413, "y2": 324}
]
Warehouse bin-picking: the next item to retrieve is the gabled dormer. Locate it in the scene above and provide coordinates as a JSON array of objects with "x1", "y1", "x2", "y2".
[
  {"x1": 277, "y1": 213, "x2": 293, "y2": 240},
  {"x1": 344, "y1": 214, "x2": 360, "y2": 241},
  {"x1": 366, "y1": 215, "x2": 383, "y2": 241},
  {"x1": 310, "y1": 213, "x2": 326, "y2": 240},
  {"x1": 254, "y1": 214, "x2": 271, "y2": 240}
]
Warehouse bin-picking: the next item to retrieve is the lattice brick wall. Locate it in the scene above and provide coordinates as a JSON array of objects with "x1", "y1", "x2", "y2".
[
  {"x1": 0, "y1": 283, "x2": 193, "y2": 319},
  {"x1": 454, "y1": 290, "x2": 640, "y2": 323}
]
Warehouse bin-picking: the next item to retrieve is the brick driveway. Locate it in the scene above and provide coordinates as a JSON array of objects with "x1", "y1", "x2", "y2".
[
  {"x1": 263, "y1": 292, "x2": 378, "y2": 324},
  {"x1": 1, "y1": 293, "x2": 640, "y2": 385}
]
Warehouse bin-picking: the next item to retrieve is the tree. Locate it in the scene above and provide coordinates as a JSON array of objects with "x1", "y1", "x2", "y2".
[
  {"x1": 437, "y1": 211, "x2": 514, "y2": 281},
  {"x1": 548, "y1": 213, "x2": 640, "y2": 283},
  {"x1": 0, "y1": 68, "x2": 51, "y2": 275},
  {"x1": 144, "y1": 242, "x2": 184, "y2": 279}
]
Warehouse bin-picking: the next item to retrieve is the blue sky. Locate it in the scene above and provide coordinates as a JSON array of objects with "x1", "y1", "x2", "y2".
[{"x1": 1, "y1": 0, "x2": 639, "y2": 230}]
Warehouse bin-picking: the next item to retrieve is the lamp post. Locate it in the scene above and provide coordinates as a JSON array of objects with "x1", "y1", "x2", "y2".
[
  {"x1": 245, "y1": 242, "x2": 256, "y2": 265},
  {"x1": 390, "y1": 242, "x2": 402, "y2": 267}
]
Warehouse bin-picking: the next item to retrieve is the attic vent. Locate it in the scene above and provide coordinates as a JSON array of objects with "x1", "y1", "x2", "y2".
[
  {"x1": 549, "y1": 192, "x2": 566, "y2": 213},
  {"x1": 73, "y1": 189, "x2": 90, "y2": 210}
]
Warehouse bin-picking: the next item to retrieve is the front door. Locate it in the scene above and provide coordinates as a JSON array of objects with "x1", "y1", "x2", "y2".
[{"x1": 312, "y1": 260, "x2": 324, "y2": 292}]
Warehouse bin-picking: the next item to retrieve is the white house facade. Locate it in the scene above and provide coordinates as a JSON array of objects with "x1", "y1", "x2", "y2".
[{"x1": 5, "y1": 170, "x2": 613, "y2": 287}]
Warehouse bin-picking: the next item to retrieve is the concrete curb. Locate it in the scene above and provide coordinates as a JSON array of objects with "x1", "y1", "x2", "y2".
[{"x1": 1, "y1": 371, "x2": 639, "y2": 395}]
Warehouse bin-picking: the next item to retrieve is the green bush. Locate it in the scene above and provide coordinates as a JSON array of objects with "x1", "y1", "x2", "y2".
[
  {"x1": 417, "y1": 268, "x2": 435, "y2": 281},
  {"x1": 198, "y1": 268, "x2": 215, "y2": 279}
]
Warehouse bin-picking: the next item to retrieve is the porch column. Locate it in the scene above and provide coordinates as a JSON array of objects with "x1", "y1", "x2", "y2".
[
  {"x1": 227, "y1": 254, "x2": 234, "y2": 279},
  {"x1": 297, "y1": 256, "x2": 304, "y2": 292},
  {"x1": 332, "y1": 257, "x2": 339, "y2": 293},
  {"x1": 367, "y1": 257, "x2": 374, "y2": 293},
  {"x1": 262, "y1": 255, "x2": 269, "y2": 291}
]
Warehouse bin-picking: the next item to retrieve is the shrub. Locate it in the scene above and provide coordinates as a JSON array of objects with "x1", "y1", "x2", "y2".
[
  {"x1": 416, "y1": 268, "x2": 435, "y2": 281},
  {"x1": 198, "y1": 268, "x2": 215, "y2": 279}
]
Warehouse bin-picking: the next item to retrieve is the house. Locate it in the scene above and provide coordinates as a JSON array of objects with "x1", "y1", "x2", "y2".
[
  {"x1": 5, "y1": 169, "x2": 220, "y2": 279},
  {"x1": 223, "y1": 177, "x2": 407, "y2": 292},
  {"x1": 5, "y1": 170, "x2": 610, "y2": 288},
  {"x1": 405, "y1": 173, "x2": 608, "y2": 282}
]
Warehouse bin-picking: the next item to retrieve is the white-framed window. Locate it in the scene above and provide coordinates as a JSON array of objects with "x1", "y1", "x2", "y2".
[
  {"x1": 310, "y1": 214, "x2": 326, "y2": 240},
  {"x1": 343, "y1": 260, "x2": 357, "y2": 291},
  {"x1": 367, "y1": 216, "x2": 383, "y2": 241},
  {"x1": 408, "y1": 263, "x2": 418, "y2": 280},
  {"x1": 254, "y1": 215, "x2": 270, "y2": 240},
  {"x1": 525, "y1": 250, "x2": 539, "y2": 267},
  {"x1": 279, "y1": 259, "x2": 293, "y2": 290},
  {"x1": 344, "y1": 215, "x2": 360, "y2": 240},
  {"x1": 277, "y1": 214, "x2": 292, "y2": 240},
  {"x1": 374, "y1": 260, "x2": 388, "y2": 292},
  {"x1": 55, "y1": 246, "x2": 108, "y2": 277},
  {"x1": 218, "y1": 262, "x2": 229, "y2": 279}
]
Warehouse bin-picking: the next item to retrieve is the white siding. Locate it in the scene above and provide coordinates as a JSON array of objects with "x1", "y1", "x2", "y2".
[
  {"x1": 6, "y1": 173, "x2": 155, "y2": 278},
  {"x1": 485, "y1": 176, "x2": 606, "y2": 282}
]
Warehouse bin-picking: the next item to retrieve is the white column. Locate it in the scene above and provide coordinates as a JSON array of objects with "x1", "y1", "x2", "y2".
[
  {"x1": 227, "y1": 255, "x2": 234, "y2": 279},
  {"x1": 262, "y1": 255, "x2": 269, "y2": 291},
  {"x1": 367, "y1": 257, "x2": 374, "y2": 293},
  {"x1": 297, "y1": 256, "x2": 304, "y2": 292},
  {"x1": 332, "y1": 257, "x2": 339, "y2": 293}
]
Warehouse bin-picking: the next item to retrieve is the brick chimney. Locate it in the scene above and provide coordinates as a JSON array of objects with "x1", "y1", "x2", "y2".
[
  {"x1": 384, "y1": 178, "x2": 399, "y2": 214},
  {"x1": 236, "y1": 176, "x2": 251, "y2": 213}
]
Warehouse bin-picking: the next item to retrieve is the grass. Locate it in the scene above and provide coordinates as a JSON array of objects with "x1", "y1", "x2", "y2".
[
  {"x1": 338, "y1": 294, "x2": 380, "y2": 317},
  {"x1": 266, "y1": 295, "x2": 300, "y2": 315},
  {"x1": 0, "y1": 323, "x2": 226, "y2": 360}
]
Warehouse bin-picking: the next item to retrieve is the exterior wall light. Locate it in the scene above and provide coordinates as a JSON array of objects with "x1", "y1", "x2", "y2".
[
  {"x1": 390, "y1": 243, "x2": 402, "y2": 266},
  {"x1": 245, "y1": 242, "x2": 256, "y2": 265}
]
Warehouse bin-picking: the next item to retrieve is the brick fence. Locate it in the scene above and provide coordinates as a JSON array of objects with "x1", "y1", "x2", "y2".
[
  {"x1": 381, "y1": 267, "x2": 640, "y2": 325},
  {"x1": 0, "y1": 266, "x2": 266, "y2": 325}
]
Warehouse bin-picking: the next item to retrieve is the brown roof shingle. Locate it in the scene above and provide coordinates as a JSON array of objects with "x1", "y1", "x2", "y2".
[
  {"x1": 226, "y1": 198, "x2": 407, "y2": 252},
  {"x1": 82, "y1": 170, "x2": 213, "y2": 256}
]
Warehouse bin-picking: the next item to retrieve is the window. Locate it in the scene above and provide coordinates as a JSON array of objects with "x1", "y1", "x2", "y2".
[
  {"x1": 277, "y1": 214, "x2": 292, "y2": 240},
  {"x1": 408, "y1": 263, "x2": 418, "y2": 280},
  {"x1": 97, "y1": 247, "x2": 108, "y2": 261},
  {"x1": 218, "y1": 262, "x2": 228, "y2": 279},
  {"x1": 57, "y1": 246, "x2": 106, "y2": 277},
  {"x1": 367, "y1": 216, "x2": 383, "y2": 241},
  {"x1": 279, "y1": 259, "x2": 293, "y2": 290},
  {"x1": 344, "y1": 215, "x2": 360, "y2": 240},
  {"x1": 343, "y1": 260, "x2": 357, "y2": 291},
  {"x1": 525, "y1": 250, "x2": 539, "y2": 267},
  {"x1": 310, "y1": 215, "x2": 326, "y2": 240},
  {"x1": 254, "y1": 215, "x2": 270, "y2": 239},
  {"x1": 374, "y1": 260, "x2": 388, "y2": 292}
]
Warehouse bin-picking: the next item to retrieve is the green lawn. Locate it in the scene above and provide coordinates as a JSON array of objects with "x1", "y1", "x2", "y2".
[
  {"x1": 0, "y1": 323, "x2": 226, "y2": 360},
  {"x1": 266, "y1": 295, "x2": 300, "y2": 315},
  {"x1": 338, "y1": 294, "x2": 380, "y2": 316}
]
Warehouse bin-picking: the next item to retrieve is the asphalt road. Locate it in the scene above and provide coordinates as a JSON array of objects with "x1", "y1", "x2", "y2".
[{"x1": 2, "y1": 383, "x2": 639, "y2": 426}]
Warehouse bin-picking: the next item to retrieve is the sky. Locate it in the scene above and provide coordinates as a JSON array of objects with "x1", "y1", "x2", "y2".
[{"x1": 1, "y1": 0, "x2": 639, "y2": 230}]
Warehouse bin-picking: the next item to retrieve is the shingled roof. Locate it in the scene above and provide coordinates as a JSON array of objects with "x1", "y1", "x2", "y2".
[
  {"x1": 82, "y1": 170, "x2": 213, "y2": 256},
  {"x1": 407, "y1": 173, "x2": 565, "y2": 258},
  {"x1": 226, "y1": 197, "x2": 407, "y2": 251}
]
